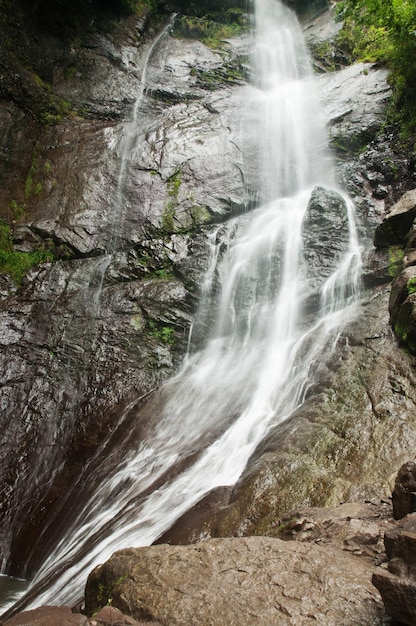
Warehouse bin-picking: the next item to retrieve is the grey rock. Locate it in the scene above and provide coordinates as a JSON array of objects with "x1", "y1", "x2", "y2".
[
  {"x1": 374, "y1": 189, "x2": 416, "y2": 248},
  {"x1": 302, "y1": 185, "x2": 350, "y2": 302},
  {"x1": 318, "y1": 63, "x2": 391, "y2": 153}
]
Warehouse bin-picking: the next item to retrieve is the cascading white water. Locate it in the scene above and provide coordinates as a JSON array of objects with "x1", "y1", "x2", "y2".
[
  {"x1": 89, "y1": 16, "x2": 176, "y2": 312},
  {"x1": 4, "y1": 0, "x2": 363, "y2": 613}
]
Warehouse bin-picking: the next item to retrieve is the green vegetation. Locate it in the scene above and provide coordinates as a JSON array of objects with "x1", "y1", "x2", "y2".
[
  {"x1": 308, "y1": 39, "x2": 338, "y2": 71},
  {"x1": 407, "y1": 276, "x2": 416, "y2": 295},
  {"x1": 336, "y1": 0, "x2": 416, "y2": 139},
  {"x1": 190, "y1": 205, "x2": 211, "y2": 226},
  {"x1": 173, "y1": 9, "x2": 249, "y2": 49},
  {"x1": 9, "y1": 200, "x2": 26, "y2": 221},
  {"x1": 25, "y1": 152, "x2": 38, "y2": 199},
  {"x1": 0, "y1": 219, "x2": 54, "y2": 284},
  {"x1": 388, "y1": 245, "x2": 404, "y2": 276},
  {"x1": 192, "y1": 62, "x2": 247, "y2": 90},
  {"x1": 162, "y1": 170, "x2": 182, "y2": 232},
  {"x1": 148, "y1": 320, "x2": 175, "y2": 344}
]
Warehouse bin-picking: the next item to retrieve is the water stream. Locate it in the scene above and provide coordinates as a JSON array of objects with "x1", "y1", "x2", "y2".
[
  {"x1": 90, "y1": 14, "x2": 176, "y2": 313},
  {"x1": 4, "y1": 0, "x2": 362, "y2": 615}
]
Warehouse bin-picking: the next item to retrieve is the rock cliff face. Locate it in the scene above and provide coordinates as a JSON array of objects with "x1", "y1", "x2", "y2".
[
  {"x1": 0, "y1": 1, "x2": 252, "y2": 575},
  {"x1": 0, "y1": 0, "x2": 416, "y2": 618}
]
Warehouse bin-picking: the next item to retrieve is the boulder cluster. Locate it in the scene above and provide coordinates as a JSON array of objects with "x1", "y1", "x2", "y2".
[{"x1": 2, "y1": 461, "x2": 416, "y2": 625}]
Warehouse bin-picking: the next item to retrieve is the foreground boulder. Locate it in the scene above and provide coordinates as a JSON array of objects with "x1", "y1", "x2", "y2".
[
  {"x1": 85, "y1": 536, "x2": 385, "y2": 625},
  {"x1": 372, "y1": 513, "x2": 416, "y2": 625},
  {"x1": 1, "y1": 604, "x2": 157, "y2": 625},
  {"x1": 1, "y1": 606, "x2": 88, "y2": 626}
]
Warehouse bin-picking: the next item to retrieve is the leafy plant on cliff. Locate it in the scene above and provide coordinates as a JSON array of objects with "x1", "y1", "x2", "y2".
[
  {"x1": 173, "y1": 9, "x2": 249, "y2": 49},
  {"x1": 336, "y1": 0, "x2": 416, "y2": 139},
  {"x1": 147, "y1": 320, "x2": 175, "y2": 344},
  {"x1": 162, "y1": 170, "x2": 182, "y2": 232},
  {"x1": 0, "y1": 220, "x2": 54, "y2": 284}
]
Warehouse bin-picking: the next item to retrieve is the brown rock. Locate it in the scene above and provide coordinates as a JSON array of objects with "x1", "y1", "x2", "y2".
[
  {"x1": 89, "y1": 605, "x2": 142, "y2": 625},
  {"x1": 85, "y1": 536, "x2": 385, "y2": 625},
  {"x1": 372, "y1": 511, "x2": 416, "y2": 624},
  {"x1": 392, "y1": 461, "x2": 416, "y2": 520},
  {"x1": 2, "y1": 605, "x2": 88, "y2": 626},
  {"x1": 384, "y1": 512, "x2": 416, "y2": 558},
  {"x1": 372, "y1": 570, "x2": 416, "y2": 626}
]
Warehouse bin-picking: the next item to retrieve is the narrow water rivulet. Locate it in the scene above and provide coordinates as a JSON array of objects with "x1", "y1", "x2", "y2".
[{"x1": 5, "y1": 0, "x2": 363, "y2": 614}]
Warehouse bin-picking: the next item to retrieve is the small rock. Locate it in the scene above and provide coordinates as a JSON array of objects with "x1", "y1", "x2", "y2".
[
  {"x1": 2, "y1": 605, "x2": 88, "y2": 626},
  {"x1": 89, "y1": 605, "x2": 140, "y2": 625}
]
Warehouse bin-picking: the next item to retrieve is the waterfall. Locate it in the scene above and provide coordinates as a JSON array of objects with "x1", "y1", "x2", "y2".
[
  {"x1": 3, "y1": 0, "x2": 362, "y2": 614},
  {"x1": 90, "y1": 15, "x2": 176, "y2": 313}
]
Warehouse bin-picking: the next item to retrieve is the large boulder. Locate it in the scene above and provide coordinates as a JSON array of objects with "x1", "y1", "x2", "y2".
[
  {"x1": 302, "y1": 185, "x2": 350, "y2": 301},
  {"x1": 318, "y1": 62, "x2": 391, "y2": 154},
  {"x1": 374, "y1": 189, "x2": 416, "y2": 248},
  {"x1": 85, "y1": 536, "x2": 385, "y2": 625}
]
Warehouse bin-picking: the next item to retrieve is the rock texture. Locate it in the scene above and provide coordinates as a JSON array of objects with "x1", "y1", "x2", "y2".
[
  {"x1": 1, "y1": 605, "x2": 88, "y2": 626},
  {"x1": 380, "y1": 190, "x2": 416, "y2": 354},
  {"x1": 85, "y1": 534, "x2": 385, "y2": 625},
  {"x1": 1, "y1": 604, "x2": 157, "y2": 626},
  {"x1": 318, "y1": 62, "x2": 391, "y2": 154},
  {"x1": 0, "y1": 4, "x2": 251, "y2": 575},
  {"x1": 372, "y1": 513, "x2": 416, "y2": 625},
  {"x1": 156, "y1": 285, "x2": 416, "y2": 543},
  {"x1": 391, "y1": 461, "x2": 416, "y2": 520}
]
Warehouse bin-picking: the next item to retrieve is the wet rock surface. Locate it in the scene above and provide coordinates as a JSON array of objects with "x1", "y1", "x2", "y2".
[
  {"x1": 156, "y1": 285, "x2": 416, "y2": 542},
  {"x1": 318, "y1": 62, "x2": 391, "y2": 154},
  {"x1": 0, "y1": 6, "x2": 251, "y2": 574}
]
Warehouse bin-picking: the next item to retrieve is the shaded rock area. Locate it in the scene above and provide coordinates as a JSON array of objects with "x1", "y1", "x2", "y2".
[
  {"x1": 0, "y1": 0, "x2": 251, "y2": 575},
  {"x1": 372, "y1": 513, "x2": 416, "y2": 626},
  {"x1": 392, "y1": 461, "x2": 416, "y2": 520},
  {"x1": 374, "y1": 190, "x2": 416, "y2": 248},
  {"x1": 379, "y1": 190, "x2": 416, "y2": 355}
]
